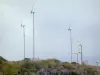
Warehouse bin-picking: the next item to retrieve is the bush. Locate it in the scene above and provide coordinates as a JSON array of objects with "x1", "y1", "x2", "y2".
[
  {"x1": 0, "y1": 56, "x2": 7, "y2": 62},
  {"x1": 71, "y1": 62, "x2": 77, "y2": 65},
  {"x1": 65, "y1": 63, "x2": 72, "y2": 68}
]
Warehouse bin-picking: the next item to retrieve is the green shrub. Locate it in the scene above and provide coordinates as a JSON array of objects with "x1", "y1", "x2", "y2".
[{"x1": 71, "y1": 62, "x2": 77, "y2": 65}]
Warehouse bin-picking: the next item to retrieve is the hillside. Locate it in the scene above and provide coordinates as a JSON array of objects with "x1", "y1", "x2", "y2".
[{"x1": 0, "y1": 56, "x2": 99, "y2": 75}]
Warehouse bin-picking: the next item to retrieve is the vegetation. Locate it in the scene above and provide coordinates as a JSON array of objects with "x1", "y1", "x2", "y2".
[{"x1": 0, "y1": 56, "x2": 99, "y2": 75}]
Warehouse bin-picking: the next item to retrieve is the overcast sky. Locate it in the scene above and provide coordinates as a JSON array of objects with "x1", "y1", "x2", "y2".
[{"x1": 0, "y1": 0, "x2": 100, "y2": 65}]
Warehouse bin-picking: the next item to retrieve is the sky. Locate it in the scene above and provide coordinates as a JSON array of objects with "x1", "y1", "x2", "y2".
[{"x1": 0, "y1": 0, "x2": 100, "y2": 65}]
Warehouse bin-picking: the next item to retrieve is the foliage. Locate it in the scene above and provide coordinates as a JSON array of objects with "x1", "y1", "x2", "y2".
[
  {"x1": 71, "y1": 62, "x2": 77, "y2": 65},
  {"x1": 2, "y1": 62, "x2": 20, "y2": 75},
  {"x1": 0, "y1": 56, "x2": 7, "y2": 62},
  {"x1": 0, "y1": 56, "x2": 98, "y2": 75},
  {"x1": 0, "y1": 56, "x2": 20, "y2": 75},
  {"x1": 24, "y1": 58, "x2": 31, "y2": 62},
  {"x1": 65, "y1": 62, "x2": 72, "y2": 68},
  {"x1": 81, "y1": 61, "x2": 87, "y2": 66}
]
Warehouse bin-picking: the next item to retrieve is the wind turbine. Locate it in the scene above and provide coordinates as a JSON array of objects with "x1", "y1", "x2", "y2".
[
  {"x1": 21, "y1": 21, "x2": 26, "y2": 60},
  {"x1": 68, "y1": 24, "x2": 73, "y2": 63},
  {"x1": 96, "y1": 61, "x2": 99, "y2": 69},
  {"x1": 31, "y1": 5, "x2": 35, "y2": 60}
]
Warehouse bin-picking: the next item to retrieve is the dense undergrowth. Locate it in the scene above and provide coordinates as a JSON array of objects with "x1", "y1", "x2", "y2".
[{"x1": 0, "y1": 56, "x2": 98, "y2": 75}]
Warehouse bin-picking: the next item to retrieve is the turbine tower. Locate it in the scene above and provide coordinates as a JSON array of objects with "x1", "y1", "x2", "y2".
[
  {"x1": 21, "y1": 22, "x2": 26, "y2": 60},
  {"x1": 79, "y1": 44, "x2": 83, "y2": 64},
  {"x1": 31, "y1": 6, "x2": 35, "y2": 60},
  {"x1": 68, "y1": 25, "x2": 73, "y2": 63}
]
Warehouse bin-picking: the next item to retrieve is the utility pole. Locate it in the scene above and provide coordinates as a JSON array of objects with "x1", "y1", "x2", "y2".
[
  {"x1": 21, "y1": 23, "x2": 26, "y2": 60},
  {"x1": 79, "y1": 44, "x2": 83, "y2": 64},
  {"x1": 68, "y1": 26, "x2": 72, "y2": 63},
  {"x1": 31, "y1": 8, "x2": 35, "y2": 60}
]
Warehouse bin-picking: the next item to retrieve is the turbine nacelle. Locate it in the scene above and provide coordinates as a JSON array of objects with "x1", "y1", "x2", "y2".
[
  {"x1": 68, "y1": 28, "x2": 72, "y2": 31},
  {"x1": 31, "y1": 10, "x2": 35, "y2": 14},
  {"x1": 78, "y1": 44, "x2": 82, "y2": 47},
  {"x1": 96, "y1": 61, "x2": 99, "y2": 63}
]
